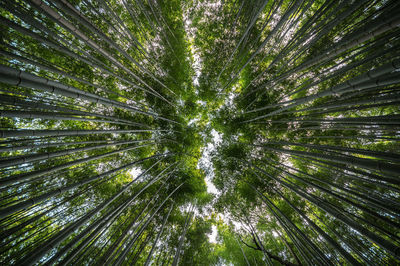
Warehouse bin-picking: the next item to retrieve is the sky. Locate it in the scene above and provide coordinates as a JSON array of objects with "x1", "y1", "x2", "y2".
[{"x1": 198, "y1": 129, "x2": 222, "y2": 195}]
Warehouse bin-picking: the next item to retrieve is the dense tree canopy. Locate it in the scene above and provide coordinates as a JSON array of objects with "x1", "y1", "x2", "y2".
[{"x1": 0, "y1": 0, "x2": 399, "y2": 265}]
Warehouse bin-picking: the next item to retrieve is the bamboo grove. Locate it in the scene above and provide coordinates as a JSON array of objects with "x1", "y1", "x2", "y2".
[{"x1": 0, "y1": 0, "x2": 399, "y2": 265}]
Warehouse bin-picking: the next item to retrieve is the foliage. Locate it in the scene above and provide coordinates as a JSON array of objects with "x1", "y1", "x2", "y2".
[{"x1": 0, "y1": 0, "x2": 399, "y2": 265}]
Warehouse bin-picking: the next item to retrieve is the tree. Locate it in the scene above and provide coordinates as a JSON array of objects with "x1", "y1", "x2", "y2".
[{"x1": 1, "y1": 0, "x2": 399, "y2": 265}]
